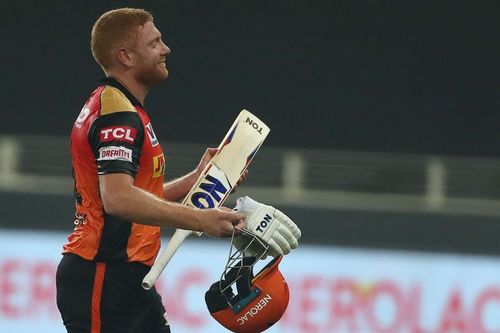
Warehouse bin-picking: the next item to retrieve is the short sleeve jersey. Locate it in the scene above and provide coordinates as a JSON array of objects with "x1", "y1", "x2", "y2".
[{"x1": 63, "y1": 78, "x2": 166, "y2": 266}]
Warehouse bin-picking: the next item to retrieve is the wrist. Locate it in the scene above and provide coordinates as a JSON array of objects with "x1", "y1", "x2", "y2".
[{"x1": 191, "y1": 208, "x2": 206, "y2": 233}]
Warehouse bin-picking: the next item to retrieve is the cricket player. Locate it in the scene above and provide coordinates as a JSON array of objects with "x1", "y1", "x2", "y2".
[{"x1": 56, "y1": 8, "x2": 300, "y2": 333}]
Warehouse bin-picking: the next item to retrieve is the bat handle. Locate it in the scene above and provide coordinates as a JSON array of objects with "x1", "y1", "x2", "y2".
[{"x1": 142, "y1": 229, "x2": 192, "y2": 290}]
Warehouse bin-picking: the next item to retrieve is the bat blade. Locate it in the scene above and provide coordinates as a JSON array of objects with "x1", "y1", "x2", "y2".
[
  {"x1": 142, "y1": 109, "x2": 270, "y2": 289},
  {"x1": 183, "y1": 110, "x2": 270, "y2": 211}
]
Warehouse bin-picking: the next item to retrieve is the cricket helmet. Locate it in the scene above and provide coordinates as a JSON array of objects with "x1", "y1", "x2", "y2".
[{"x1": 205, "y1": 228, "x2": 289, "y2": 333}]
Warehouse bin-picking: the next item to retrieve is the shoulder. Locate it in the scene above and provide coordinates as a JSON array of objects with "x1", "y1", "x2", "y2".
[{"x1": 99, "y1": 86, "x2": 137, "y2": 116}]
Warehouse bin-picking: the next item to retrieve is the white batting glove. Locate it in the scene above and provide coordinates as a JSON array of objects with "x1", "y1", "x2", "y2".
[{"x1": 233, "y1": 196, "x2": 301, "y2": 258}]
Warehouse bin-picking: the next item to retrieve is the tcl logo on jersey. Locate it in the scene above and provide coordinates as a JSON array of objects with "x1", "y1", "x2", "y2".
[
  {"x1": 98, "y1": 146, "x2": 133, "y2": 162},
  {"x1": 145, "y1": 123, "x2": 159, "y2": 147},
  {"x1": 153, "y1": 154, "x2": 166, "y2": 178},
  {"x1": 99, "y1": 126, "x2": 137, "y2": 143}
]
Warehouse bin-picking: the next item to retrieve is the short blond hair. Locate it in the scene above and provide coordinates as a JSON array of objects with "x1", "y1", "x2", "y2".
[{"x1": 91, "y1": 8, "x2": 154, "y2": 70}]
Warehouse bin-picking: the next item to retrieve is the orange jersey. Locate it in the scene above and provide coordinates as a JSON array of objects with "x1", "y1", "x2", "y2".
[{"x1": 63, "y1": 78, "x2": 166, "y2": 266}]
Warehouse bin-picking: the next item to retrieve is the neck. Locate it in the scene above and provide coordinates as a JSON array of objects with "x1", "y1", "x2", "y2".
[{"x1": 105, "y1": 70, "x2": 148, "y2": 105}]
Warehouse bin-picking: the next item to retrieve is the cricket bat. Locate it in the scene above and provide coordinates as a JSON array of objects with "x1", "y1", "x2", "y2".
[{"x1": 142, "y1": 109, "x2": 270, "y2": 290}]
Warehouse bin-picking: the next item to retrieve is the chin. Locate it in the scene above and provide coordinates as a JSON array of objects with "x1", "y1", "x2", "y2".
[
  {"x1": 143, "y1": 71, "x2": 168, "y2": 86},
  {"x1": 156, "y1": 67, "x2": 169, "y2": 80}
]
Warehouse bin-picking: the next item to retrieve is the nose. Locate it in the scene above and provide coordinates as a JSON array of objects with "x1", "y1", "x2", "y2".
[{"x1": 162, "y1": 42, "x2": 171, "y2": 56}]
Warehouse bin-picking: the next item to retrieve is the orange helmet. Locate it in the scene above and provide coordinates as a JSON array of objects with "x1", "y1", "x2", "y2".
[{"x1": 205, "y1": 229, "x2": 290, "y2": 333}]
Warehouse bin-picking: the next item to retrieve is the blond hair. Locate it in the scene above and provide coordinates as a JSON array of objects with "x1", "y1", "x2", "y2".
[{"x1": 91, "y1": 8, "x2": 154, "y2": 70}]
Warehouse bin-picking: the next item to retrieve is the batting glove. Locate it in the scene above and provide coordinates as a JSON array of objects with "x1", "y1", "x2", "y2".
[{"x1": 232, "y1": 196, "x2": 301, "y2": 258}]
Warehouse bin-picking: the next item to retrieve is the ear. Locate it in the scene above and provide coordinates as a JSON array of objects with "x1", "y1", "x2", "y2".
[{"x1": 116, "y1": 47, "x2": 135, "y2": 68}]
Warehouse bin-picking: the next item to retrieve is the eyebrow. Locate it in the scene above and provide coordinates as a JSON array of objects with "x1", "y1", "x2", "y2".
[{"x1": 148, "y1": 35, "x2": 162, "y2": 45}]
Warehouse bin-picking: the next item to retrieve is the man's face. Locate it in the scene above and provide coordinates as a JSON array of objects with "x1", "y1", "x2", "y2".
[{"x1": 130, "y1": 21, "x2": 171, "y2": 86}]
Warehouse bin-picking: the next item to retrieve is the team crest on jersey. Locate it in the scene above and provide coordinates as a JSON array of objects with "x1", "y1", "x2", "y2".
[
  {"x1": 152, "y1": 154, "x2": 166, "y2": 178},
  {"x1": 75, "y1": 107, "x2": 90, "y2": 128},
  {"x1": 145, "y1": 123, "x2": 159, "y2": 147}
]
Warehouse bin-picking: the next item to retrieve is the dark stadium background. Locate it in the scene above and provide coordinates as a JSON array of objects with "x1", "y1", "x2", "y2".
[{"x1": 2, "y1": 0, "x2": 499, "y2": 157}]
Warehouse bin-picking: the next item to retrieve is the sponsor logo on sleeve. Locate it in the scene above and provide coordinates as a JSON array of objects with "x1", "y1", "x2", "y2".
[
  {"x1": 99, "y1": 126, "x2": 137, "y2": 143},
  {"x1": 98, "y1": 146, "x2": 133, "y2": 162},
  {"x1": 152, "y1": 154, "x2": 166, "y2": 178},
  {"x1": 145, "y1": 123, "x2": 159, "y2": 147}
]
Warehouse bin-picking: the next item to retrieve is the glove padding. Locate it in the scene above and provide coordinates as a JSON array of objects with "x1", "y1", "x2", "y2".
[{"x1": 233, "y1": 196, "x2": 301, "y2": 258}]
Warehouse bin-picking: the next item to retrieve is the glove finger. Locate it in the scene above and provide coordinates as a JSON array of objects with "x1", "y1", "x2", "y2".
[
  {"x1": 277, "y1": 224, "x2": 298, "y2": 249},
  {"x1": 274, "y1": 209, "x2": 302, "y2": 239},
  {"x1": 272, "y1": 232, "x2": 291, "y2": 255},
  {"x1": 265, "y1": 245, "x2": 281, "y2": 258},
  {"x1": 267, "y1": 238, "x2": 284, "y2": 256}
]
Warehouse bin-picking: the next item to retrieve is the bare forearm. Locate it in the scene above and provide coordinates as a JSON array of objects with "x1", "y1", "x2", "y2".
[
  {"x1": 99, "y1": 173, "x2": 246, "y2": 238},
  {"x1": 103, "y1": 182, "x2": 202, "y2": 231},
  {"x1": 163, "y1": 147, "x2": 218, "y2": 202},
  {"x1": 163, "y1": 170, "x2": 199, "y2": 202}
]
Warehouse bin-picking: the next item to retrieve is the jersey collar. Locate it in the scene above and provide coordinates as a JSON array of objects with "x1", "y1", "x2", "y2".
[{"x1": 99, "y1": 77, "x2": 144, "y2": 109}]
